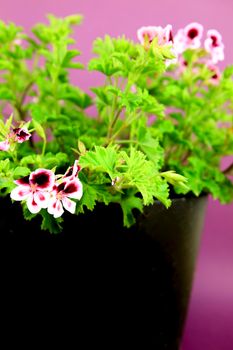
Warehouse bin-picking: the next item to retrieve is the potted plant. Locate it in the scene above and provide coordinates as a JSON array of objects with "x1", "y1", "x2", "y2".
[{"x1": 0, "y1": 15, "x2": 232, "y2": 348}]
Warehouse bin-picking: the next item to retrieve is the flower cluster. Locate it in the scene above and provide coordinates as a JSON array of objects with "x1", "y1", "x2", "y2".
[
  {"x1": 137, "y1": 24, "x2": 173, "y2": 48},
  {"x1": 10, "y1": 161, "x2": 83, "y2": 218},
  {"x1": 137, "y1": 22, "x2": 224, "y2": 83}
]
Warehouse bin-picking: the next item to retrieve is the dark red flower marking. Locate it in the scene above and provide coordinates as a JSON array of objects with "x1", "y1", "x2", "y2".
[
  {"x1": 29, "y1": 169, "x2": 55, "y2": 191},
  {"x1": 63, "y1": 181, "x2": 79, "y2": 194},
  {"x1": 15, "y1": 175, "x2": 30, "y2": 186},
  {"x1": 169, "y1": 30, "x2": 174, "y2": 43},
  {"x1": 187, "y1": 28, "x2": 198, "y2": 39},
  {"x1": 12, "y1": 127, "x2": 31, "y2": 143},
  {"x1": 31, "y1": 173, "x2": 50, "y2": 188},
  {"x1": 210, "y1": 35, "x2": 218, "y2": 47}
]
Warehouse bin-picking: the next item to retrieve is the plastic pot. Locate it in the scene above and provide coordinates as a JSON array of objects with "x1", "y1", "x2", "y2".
[{"x1": 0, "y1": 193, "x2": 208, "y2": 349}]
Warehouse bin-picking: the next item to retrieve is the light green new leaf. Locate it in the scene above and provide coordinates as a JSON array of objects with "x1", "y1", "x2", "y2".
[{"x1": 79, "y1": 145, "x2": 119, "y2": 180}]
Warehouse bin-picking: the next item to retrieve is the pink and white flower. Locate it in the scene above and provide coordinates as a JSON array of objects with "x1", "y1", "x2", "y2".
[
  {"x1": 137, "y1": 24, "x2": 177, "y2": 65},
  {"x1": 0, "y1": 140, "x2": 10, "y2": 151},
  {"x1": 174, "y1": 22, "x2": 203, "y2": 54},
  {"x1": 157, "y1": 24, "x2": 174, "y2": 46},
  {"x1": 177, "y1": 57, "x2": 188, "y2": 74},
  {"x1": 0, "y1": 126, "x2": 31, "y2": 152},
  {"x1": 47, "y1": 178, "x2": 83, "y2": 218},
  {"x1": 137, "y1": 24, "x2": 174, "y2": 47},
  {"x1": 204, "y1": 29, "x2": 224, "y2": 63},
  {"x1": 137, "y1": 26, "x2": 159, "y2": 46},
  {"x1": 63, "y1": 160, "x2": 81, "y2": 180},
  {"x1": 10, "y1": 169, "x2": 55, "y2": 214},
  {"x1": 207, "y1": 63, "x2": 221, "y2": 85},
  {"x1": 13, "y1": 38, "x2": 22, "y2": 46},
  {"x1": 12, "y1": 127, "x2": 31, "y2": 143}
]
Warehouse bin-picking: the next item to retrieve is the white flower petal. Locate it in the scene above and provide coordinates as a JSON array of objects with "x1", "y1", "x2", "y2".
[
  {"x1": 10, "y1": 186, "x2": 31, "y2": 201},
  {"x1": 0, "y1": 140, "x2": 10, "y2": 151},
  {"x1": 65, "y1": 179, "x2": 83, "y2": 200},
  {"x1": 34, "y1": 191, "x2": 50, "y2": 209},
  {"x1": 47, "y1": 197, "x2": 57, "y2": 216},
  {"x1": 27, "y1": 194, "x2": 42, "y2": 214},
  {"x1": 48, "y1": 198, "x2": 64, "y2": 218},
  {"x1": 53, "y1": 200, "x2": 64, "y2": 218},
  {"x1": 62, "y1": 197, "x2": 76, "y2": 214}
]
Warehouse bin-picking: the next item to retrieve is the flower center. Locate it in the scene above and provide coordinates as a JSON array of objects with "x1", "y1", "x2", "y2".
[
  {"x1": 187, "y1": 28, "x2": 198, "y2": 39},
  {"x1": 56, "y1": 192, "x2": 64, "y2": 200},
  {"x1": 169, "y1": 30, "x2": 173, "y2": 42},
  {"x1": 211, "y1": 35, "x2": 218, "y2": 47},
  {"x1": 30, "y1": 183, "x2": 37, "y2": 192}
]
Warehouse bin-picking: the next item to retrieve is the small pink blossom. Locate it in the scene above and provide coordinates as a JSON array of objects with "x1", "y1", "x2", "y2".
[
  {"x1": 204, "y1": 29, "x2": 224, "y2": 64},
  {"x1": 177, "y1": 57, "x2": 188, "y2": 74},
  {"x1": 207, "y1": 63, "x2": 221, "y2": 85},
  {"x1": 13, "y1": 38, "x2": 22, "y2": 46},
  {"x1": 48, "y1": 178, "x2": 83, "y2": 218},
  {"x1": 32, "y1": 96, "x2": 39, "y2": 104},
  {"x1": 157, "y1": 24, "x2": 174, "y2": 46},
  {"x1": 137, "y1": 26, "x2": 158, "y2": 46},
  {"x1": 12, "y1": 127, "x2": 31, "y2": 143},
  {"x1": 63, "y1": 160, "x2": 81, "y2": 180},
  {"x1": 130, "y1": 85, "x2": 137, "y2": 93},
  {"x1": 174, "y1": 22, "x2": 203, "y2": 54},
  {"x1": 0, "y1": 126, "x2": 31, "y2": 151},
  {"x1": 10, "y1": 169, "x2": 55, "y2": 214},
  {"x1": 0, "y1": 140, "x2": 10, "y2": 151},
  {"x1": 137, "y1": 25, "x2": 177, "y2": 66},
  {"x1": 137, "y1": 24, "x2": 174, "y2": 47}
]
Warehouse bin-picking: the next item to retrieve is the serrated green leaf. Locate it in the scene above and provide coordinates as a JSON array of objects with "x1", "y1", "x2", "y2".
[
  {"x1": 121, "y1": 191, "x2": 143, "y2": 227},
  {"x1": 79, "y1": 146, "x2": 118, "y2": 180}
]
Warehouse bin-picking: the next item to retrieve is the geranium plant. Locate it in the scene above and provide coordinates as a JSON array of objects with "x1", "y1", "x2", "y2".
[{"x1": 0, "y1": 15, "x2": 232, "y2": 233}]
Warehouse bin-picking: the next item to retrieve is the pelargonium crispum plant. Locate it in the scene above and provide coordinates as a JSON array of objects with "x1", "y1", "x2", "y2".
[
  {"x1": 137, "y1": 22, "x2": 233, "y2": 202},
  {"x1": 0, "y1": 15, "x2": 232, "y2": 234}
]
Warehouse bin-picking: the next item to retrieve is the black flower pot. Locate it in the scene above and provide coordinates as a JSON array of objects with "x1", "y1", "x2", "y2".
[{"x1": 0, "y1": 194, "x2": 208, "y2": 349}]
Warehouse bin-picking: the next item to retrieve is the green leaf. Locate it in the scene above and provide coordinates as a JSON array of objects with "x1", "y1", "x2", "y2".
[
  {"x1": 223, "y1": 65, "x2": 233, "y2": 79},
  {"x1": 40, "y1": 210, "x2": 63, "y2": 234},
  {"x1": 13, "y1": 166, "x2": 31, "y2": 179},
  {"x1": 22, "y1": 204, "x2": 37, "y2": 221},
  {"x1": 76, "y1": 182, "x2": 98, "y2": 213},
  {"x1": 121, "y1": 191, "x2": 143, "y2": 227},
  {"x1": 137, "y1": 124, "x2": 164, "y2": 168},
  {"x1": 118, "y1": 148, "x2": 171, "y2": 207},
  {"x1": 0, "y1": 86, "x2": 15, "y2": 101},
  {"x1": 79, "y1": 146, "x2": 118, "y2": 180},
  {"x1": 32, "y1": 120, "x2": 46, "y2": 141}
]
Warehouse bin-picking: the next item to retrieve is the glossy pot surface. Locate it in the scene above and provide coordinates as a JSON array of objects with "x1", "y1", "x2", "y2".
[{"x1": 0, "y1": 194, "x2": 208, "y2": 349}]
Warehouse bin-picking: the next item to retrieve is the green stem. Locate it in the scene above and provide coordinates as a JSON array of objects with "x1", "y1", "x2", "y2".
[
  {"x1": 116, "y1": 139, "x2": 138, "y2": 144},
  {"x1": 107, "y1": 109, "x2": 122, "y2": 139},
  {"x1": 108, "y1": 112, "x2": 141, "y2": 144},
  {"x1": 20, "y1": 81, "x2": 34, "y2": 106},
  {"x1": 42, "y1": 138, "x2": 46, "y2": 156}
]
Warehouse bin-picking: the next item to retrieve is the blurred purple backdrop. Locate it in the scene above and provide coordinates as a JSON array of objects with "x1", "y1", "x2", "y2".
[{"x1": 0, "y1": 1, "x2": 232, "y2": 348}]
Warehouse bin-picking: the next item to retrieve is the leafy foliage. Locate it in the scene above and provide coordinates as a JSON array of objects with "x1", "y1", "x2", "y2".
[
  {"x1": 0, "y1": 15, "x2": 232, "y2": 234},
  {"x1": 143, "y1": 47, "x2": 233, "y2": 203}
]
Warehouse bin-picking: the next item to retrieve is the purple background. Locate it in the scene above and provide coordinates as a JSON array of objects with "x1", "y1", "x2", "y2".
[{"x1": 1, "y1": 1, "x2": 233, "y2": 348}]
